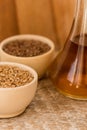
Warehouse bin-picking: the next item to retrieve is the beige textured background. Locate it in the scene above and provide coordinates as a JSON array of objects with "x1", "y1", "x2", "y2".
[{"x1": 0, "y1": 0, "x2": 75, "y2": 48}]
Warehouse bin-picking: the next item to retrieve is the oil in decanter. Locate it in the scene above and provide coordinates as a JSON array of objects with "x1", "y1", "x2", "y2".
[{"x1": 49, "y1": 0, "x2": 87, "y2": 100}]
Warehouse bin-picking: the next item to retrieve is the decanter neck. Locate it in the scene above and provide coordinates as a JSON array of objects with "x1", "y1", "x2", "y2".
[{"x1": 71, "y1": 0, "x2": 87, "y2": 40}]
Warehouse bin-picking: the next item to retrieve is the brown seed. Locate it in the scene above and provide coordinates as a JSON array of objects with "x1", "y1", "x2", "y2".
[
  {"x1": 3, "y1": 40, "x2": 51, "y2": 57},
  {"x1": 0, "y1": 65, "x2": 34, "y2": 88}
]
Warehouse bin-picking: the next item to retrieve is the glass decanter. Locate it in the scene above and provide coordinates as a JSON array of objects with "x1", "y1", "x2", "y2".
[{"x1": 49, "y1": 0, "x2": 87, "y2": 100}]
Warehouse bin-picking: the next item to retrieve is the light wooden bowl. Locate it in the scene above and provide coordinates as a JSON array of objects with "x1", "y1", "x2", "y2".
[
  {"x1": 0, "y1": 35, "x2": 55, "y2": 78},
  {"x1": 0, "y1": 62, "x2": 38, "y2": 118}
]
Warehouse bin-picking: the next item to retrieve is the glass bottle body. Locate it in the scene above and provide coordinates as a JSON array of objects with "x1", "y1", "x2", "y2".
[{"x1": 50, "y1": 0, "x2": 87, "y2": 100}]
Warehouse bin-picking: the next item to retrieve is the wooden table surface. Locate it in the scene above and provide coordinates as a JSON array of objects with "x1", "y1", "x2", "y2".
[{"x1": 0, "y1": 78, "x2": 87, "y2": 130}]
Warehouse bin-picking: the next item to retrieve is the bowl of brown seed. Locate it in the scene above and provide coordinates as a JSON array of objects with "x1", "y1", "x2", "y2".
[
  {"x1": 0, "y1": 62, "x2": 38, "y2": 118},
  {"x1": 0, "y1": 35, "x2": 55, "y2": 78}
]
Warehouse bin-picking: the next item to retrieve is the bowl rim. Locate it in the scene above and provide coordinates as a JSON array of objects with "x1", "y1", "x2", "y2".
[
  {"x1": 0, "y1": 34, "x2": 55, "y2": 59},
  {"x1": 0, "y1": 62, "x2": 38, "y2": 91}
]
